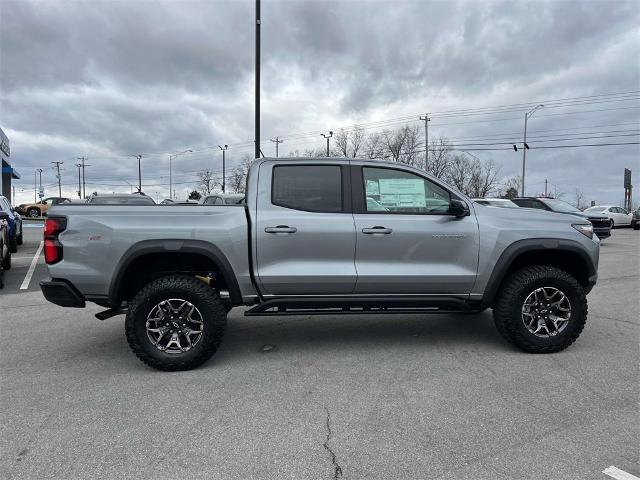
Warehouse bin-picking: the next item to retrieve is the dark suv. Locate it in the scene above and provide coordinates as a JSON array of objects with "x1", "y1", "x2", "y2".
[
  {"x1": 631, "y1": 209, "x2": 640, "y2": 230},
  {"x1": 511, "y1": 197, "x2": 611, "y2": 239}
]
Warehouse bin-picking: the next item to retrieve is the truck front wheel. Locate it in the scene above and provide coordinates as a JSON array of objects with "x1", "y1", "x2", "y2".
[
  {"x1": 125, "y1": 275, "x2": 227, "y2": 371},
  {"x1": 493, "y1": 265, "x2": 587, "y2": 353}
]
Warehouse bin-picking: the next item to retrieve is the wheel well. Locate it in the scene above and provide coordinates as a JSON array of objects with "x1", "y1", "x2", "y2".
[
  {"x1": 502, "y1": 249, "x2": 590, "y2": 288},
  {"x1": 115, "y1": 252, "x2": 230, "y2": 304},
  {"x1": 27, "y1": 206, "x2": 41, "y2": 212}
]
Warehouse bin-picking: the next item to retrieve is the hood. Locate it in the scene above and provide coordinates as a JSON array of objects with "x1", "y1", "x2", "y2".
[{"x1": 473, "y1": 203, "x2": 599, "y2": 228}]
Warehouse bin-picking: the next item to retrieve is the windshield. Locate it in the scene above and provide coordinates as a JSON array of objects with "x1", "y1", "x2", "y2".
[
  {"x1": 585, "y1": 206, "x2": 607, "y2": 212},
  {"x1": 541, "y1": 198, "x2": 581, "y2": 213}
]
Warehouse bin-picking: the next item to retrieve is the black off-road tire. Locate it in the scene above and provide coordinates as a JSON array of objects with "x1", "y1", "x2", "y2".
[
  {"x1": 17, "y1": 230, "x2": 23, "y2": 245},
  {"x1": 493, "y1": 265, "x2": 587, "y2": 353},
  {"x1": 633, "y1": 222, "x2": 639, "y2": 231},
  {"x1": 1, "y1": 250, "x2": 11, "y2": 270},
  {"x1": 125, "y1": 275, "x2": 227, "y2": 371}
]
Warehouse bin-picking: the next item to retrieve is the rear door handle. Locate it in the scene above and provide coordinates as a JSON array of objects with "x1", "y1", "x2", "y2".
[
  {"x1": 265, "y1": 225, "x2": 297, "y2": 234},
  {"x1": 362, "y1": 226, "x2": 393, "y2": 234}
]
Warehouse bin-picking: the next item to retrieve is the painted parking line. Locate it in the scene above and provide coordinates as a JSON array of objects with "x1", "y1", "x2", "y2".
[
  {"x1": 20, "y1": 240, "x2": 44, "y2": 290},
  {"x1": 603, "y1": 466, "x2": 640, "y2": 480}
]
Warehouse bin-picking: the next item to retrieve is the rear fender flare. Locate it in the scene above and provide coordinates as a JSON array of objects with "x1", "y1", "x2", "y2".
[{"x1": 108, "y1": 239, "x2": 242, "y2": 306}]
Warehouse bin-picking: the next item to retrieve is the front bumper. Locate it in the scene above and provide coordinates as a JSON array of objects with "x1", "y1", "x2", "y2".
[{"x1": 40, "y1": 277, "x2": 86, "y2": 308}]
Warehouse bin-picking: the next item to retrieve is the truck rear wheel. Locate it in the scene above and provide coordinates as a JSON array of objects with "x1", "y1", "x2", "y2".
[
  {"x1": 493, "y1": 265, "x2": 587, "y2": 353},
  {"x1": 125, "y1": 275, "x2": 227, "y2": 371}
]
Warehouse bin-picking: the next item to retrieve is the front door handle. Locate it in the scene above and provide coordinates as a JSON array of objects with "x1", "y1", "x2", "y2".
[
  {"x1": 362, "y1": 226, "x2": 393, "y2": 234},
  {"x1": 265, "y1": 225, "x2": 297, "y2": 234}
]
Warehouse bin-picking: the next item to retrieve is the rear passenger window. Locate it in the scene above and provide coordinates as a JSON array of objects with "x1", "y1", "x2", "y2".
[{"x1": 272, "y1": 165, "x2": 343, "y2": 212}]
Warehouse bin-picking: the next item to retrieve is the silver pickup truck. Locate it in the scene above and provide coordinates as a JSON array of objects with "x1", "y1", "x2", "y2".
[{"x1": 41, "y1": 157, "x2": 600, "y2": 371}]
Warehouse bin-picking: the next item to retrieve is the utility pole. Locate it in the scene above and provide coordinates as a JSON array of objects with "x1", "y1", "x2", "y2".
[
  {"x1": 521, "y1": 104, "x2": 544, "y2": 196},
  {"x1": 36, "y1": 168, "x2": 43, "y2": 201},
  {"x1": 321, "y1": 131, "x2": 333, "y2": 157},
  {"x1": 75, "y1": 163, "x2": 82, "y2": 198},
  {"x1": 131, "y1": 154, "x2": 142, "y2": 193},
  {"x1": 218, "y1": 145, "x2": 228, "y2": 193},
  {"x1": 169, "y1": 150, "x2": 192, "y2": 200},
  {"x1": 255, "y1": 0, "x2": 261, "y2": 159},
  {"x1": 77, "y1": 157, "x2": 88, "y2": 198},
  {"x1": 34, "y1": 170, "x2": 37, "y2": 202},
  {"x1": 419, "y1": 114, "x2": 430, "y2": 169},
  {"x1": 51, "y1": 161, "x2": 63, "y2": 197},
  {"x1": 270, "y1": 137, "x2": 283, "y2": 157},
  {"x1": 544, "y1": 179, "x2": 548, "y2": 197}
]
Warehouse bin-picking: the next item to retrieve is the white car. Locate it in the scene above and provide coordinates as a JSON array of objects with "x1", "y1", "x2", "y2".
[
  {"x1": 584, "y1": 205, "x2": 632, "y2": 227},
  {"x1": 473, "y1": 198, "x2": 520, "y2": 208}
]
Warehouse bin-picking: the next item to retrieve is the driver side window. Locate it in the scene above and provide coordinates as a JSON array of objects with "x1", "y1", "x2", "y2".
[{"x1": 362, "y1": 167, "x2": 451, "y2": 214}]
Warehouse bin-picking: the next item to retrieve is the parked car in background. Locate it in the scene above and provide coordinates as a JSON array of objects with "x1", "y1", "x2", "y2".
[
  {"x1": 16, "y1": 197, "x2": 70, "y2": 218},
  {"x1": 86, "y1": 193, "x2": 156, "y2": 205},
  {"x1": 511, "y1": 197, "x2": 612, "y2": 239},
  {"x1": 473, "y1": 198, "x2": 519, "y2": 208},
  {"x1": 584, "y1": 205, "x2": 632, "y2": 228},
  {"x1": 631, "y1": 209, "x2": 640, "y2": 230},
  {"x1": 0, "y1": 217, "x2": 10, "y2": 287},
  {"x1": 0, "y1": 195, "x2": 23, "y2": 252},
  {"x1": 159, "y1": 199, "x2": 175, "y2": 205},
  {"x1": 199, "y1": 193, "x2": 246, "y2": 205}
]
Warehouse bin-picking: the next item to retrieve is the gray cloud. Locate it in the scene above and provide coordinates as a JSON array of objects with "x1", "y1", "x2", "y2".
[{"x1": 1, "y1": 0, "x2": 638, "y2": 203}]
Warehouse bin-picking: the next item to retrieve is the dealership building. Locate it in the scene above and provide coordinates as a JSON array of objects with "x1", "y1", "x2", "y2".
[{"x1": 1, "y1": 127, "x2": 20, "y2": 202}]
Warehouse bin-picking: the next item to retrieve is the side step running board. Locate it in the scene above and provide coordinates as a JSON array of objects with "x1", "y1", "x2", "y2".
[
  {"x1": 245, "y1": 296, "x2": 478, "y2": 316},
  {"x1": 95, "y1": 307, "x2": 127, "y2": 321}
]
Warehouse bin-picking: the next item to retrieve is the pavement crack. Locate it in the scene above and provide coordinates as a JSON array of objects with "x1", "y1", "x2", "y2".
[{"x1": 323, "y1": 406, "x2": 343, "y2": 479}]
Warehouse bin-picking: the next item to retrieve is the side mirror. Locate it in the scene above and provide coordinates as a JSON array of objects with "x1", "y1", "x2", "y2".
[{"x1": 449, "y1": 199, "x2": 470, "y2": 217}]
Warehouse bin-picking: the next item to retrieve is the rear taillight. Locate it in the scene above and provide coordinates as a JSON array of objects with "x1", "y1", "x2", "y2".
[{"x1": 44, "y1": 217, "x2": 67, "y2": 264}]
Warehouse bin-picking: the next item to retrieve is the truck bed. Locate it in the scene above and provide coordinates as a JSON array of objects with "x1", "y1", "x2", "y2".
[{"x1": 46, "y1": 204, "x2": 254, "y2": 302}]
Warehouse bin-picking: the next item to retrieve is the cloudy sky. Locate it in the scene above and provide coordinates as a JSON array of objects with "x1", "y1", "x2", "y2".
[{"x1": 1, "y1": 0, "x2": 639, "y2": 204}]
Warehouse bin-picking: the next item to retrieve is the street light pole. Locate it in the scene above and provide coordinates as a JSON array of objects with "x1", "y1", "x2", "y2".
[
  {"x1": 75, "y1": 163, "x2": 82, "y2": 198},
  {"x1": 321, "y1": 131, "x2": 333, "y2": 157},
  {"x1": 34, "y1": 170, "x2": 37, "y2": 203},
  {"x1": 36, "y1": 168, "x2": 43, "y2": 202},
  {"x1": 169, "y1": 149, "x2": 192, "y2": 200},
  {"x1": 131, "y1": 154, "x2": 142, "y2": 193},
  {"x1": 77, "y1": 157, "x2": 88, "y2": 199},
  {"x1": 521, "y1": 104, "x2": 544, "y2": 196},
  {"x1": 419, "y1": 114, "x2": 430, "y2": 169},
  {"x1": 218, "y1": 145, "x2": 228, "y2": 193},
  {"x1": 255, "y1": 0, "x2": 261, "y2": 159},
  {"x1": 270, "y1": 137, "x2": 283, "y2": 157}
]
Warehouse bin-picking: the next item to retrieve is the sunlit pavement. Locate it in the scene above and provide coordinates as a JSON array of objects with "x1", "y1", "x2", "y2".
[{"x1": 1, "y1": 229, "x2": 638, "y2": 479}]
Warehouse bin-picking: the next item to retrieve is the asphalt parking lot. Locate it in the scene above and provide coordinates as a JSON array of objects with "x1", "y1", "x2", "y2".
[{"x1": 1, "y1": 227, "x2": 638, "y2": 480}]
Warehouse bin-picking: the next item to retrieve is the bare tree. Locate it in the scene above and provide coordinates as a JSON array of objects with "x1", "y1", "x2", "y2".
[
  {"x1": 500, "y1": 176, "x2": 522, "y2": 198},
  {"x1": 468, "y1": 159, "x2": 501, "y2": 198},
  {"x1": 382, "y1": 128, "x2": 407, "y2": 161},
  {"x1": 572, "y1": 188, "x2": 587, "y2": 210},
  {"x1": 197, "y1": 169, "x2": 216, "y2": 195},
  {"x1": 398, "y1": 124, "x2": 424, "y2": 169},
  {"x1": 426, "y1": 136, "x2": 452, "y2": 179},
  {"x1": 333, "y1": 129, "x2": 350, "y2": 157},
  {"x1": 364, "y1": 132, "x2": 385, "y2": 159},
  {"x1": 445, "y1": 154, "x2": 472, "y2": 194},
  {"x1": 349, "y1": 125, "x2": 365, "y2": 158},
  {"x1": 228, "y1": 155, "x2": 255, "y2": 194}
]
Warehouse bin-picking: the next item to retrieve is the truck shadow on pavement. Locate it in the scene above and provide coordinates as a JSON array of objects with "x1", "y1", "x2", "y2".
[{"x1": 48, "y1": 310, "x2": 509, "y2": 372}]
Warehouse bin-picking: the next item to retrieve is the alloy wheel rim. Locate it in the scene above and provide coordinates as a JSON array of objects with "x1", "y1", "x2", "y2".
[
  {"x1": 521, "y1": 287, "x2": 571, "y2": 337},
  {"x1": 146, "y1": 298, "x2": 204, "y2": 354}
]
